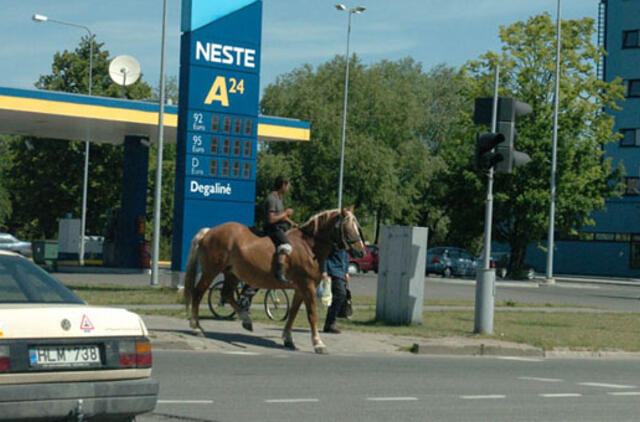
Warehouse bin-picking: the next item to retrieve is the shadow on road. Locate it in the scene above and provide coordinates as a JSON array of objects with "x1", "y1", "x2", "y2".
[{"x1": 150, "y1": 327, "x2": 287, "y2": 351}]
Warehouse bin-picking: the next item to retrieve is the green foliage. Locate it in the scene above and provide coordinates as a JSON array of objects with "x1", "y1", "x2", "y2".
[
  {"x1": 0, "y1": 136, "x2": 12, "y2": 228},
  {"x1": 150, "y1": 75, "x2": 180, "y2": 105},
  {"x1": 460, "y1": 14, "x2": 624, "y2": 269},
  {"x1": 35, "y1": 36, "x2": 151, "y2": 99},
  {"x1": 7, "y1": 137, "x2": 122, "y2": 239},
  {"x1": 259, "y1": 57, "x2": 464, "y2": 243},
  {"x1": 145, "y1": 142, "x2": 176, "y2": 260},
  {"x1": 5, "y1": 36, "x2": 153, "y2": 239}
]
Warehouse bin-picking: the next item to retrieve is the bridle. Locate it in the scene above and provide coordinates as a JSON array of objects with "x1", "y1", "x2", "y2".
[
  {"x1": 335, "y1": 213, "x2": 364, "y2": 250},
  {"x1": 298, "y1": 210, "x2": 364, "y2": 252}
]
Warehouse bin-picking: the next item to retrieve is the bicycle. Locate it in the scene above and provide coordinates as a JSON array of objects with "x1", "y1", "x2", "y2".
[{"x1": 207, "y1": 280, "x2": 290, "y2": 321}]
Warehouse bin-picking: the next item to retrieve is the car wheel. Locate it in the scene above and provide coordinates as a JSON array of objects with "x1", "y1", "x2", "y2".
[
  {"x1": 443, "y1": 267, "x2": 453, "y2": 278},
  {"x1": 526, "y1": 268, "x2": 535, "y2": 280},
  {"x1": 348, "y1": 263, "x2": 359, "y2": 275}
]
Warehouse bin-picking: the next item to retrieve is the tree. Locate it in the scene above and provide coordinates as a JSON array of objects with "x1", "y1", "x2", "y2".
[
  {"x1": 6, "y1": 36, "x2": 153, "y2": 238},
  {"x1": 150, "y1": 75, "x2": 179, "y2": 105},
  {"x1": 0, "y1": 136, "x2": 12, "y2": 229},
  {"x1": 145, "y1": 142, "x2": 176, "y2": 260},
  {"x1": 459, "y1": 14, "x2": 624, "y2": 273},
  {"x1": 146, "y1": 75, "x2": 179, "y2": 259},
  {"x1": 259, "y1": 57, "x2": 463, "y2": 242}
]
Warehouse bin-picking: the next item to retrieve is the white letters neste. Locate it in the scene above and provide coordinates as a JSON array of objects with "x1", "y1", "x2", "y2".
[
  {"x1": 194, "y1": 41, "x2": 256, "y2": 69},
  {"x1": 190, "y1": 180, "x2": 232, "y2": 197}
]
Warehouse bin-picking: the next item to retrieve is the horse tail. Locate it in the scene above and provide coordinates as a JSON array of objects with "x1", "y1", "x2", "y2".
[{"x1": 183, "y1": 227, "x2": 210, "y2": 313}]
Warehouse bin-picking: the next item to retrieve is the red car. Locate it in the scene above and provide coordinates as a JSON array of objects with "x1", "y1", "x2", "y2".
[{"x1": 348, "y1": 244, "x2": 379, "y2": 274}]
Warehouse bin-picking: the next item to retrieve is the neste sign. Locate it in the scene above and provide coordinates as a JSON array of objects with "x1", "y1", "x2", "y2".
[{"x1": 194, "y1": 41, "x2": 256, "y2": 68}]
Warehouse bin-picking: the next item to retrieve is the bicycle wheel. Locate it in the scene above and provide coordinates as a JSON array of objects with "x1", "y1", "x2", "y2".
[
  {"x1": 207, "y1": 280, "x2": 237, "y2": 319},
  {"x1": 264, "y1": 288, "x2": 290, "y2": 321}
]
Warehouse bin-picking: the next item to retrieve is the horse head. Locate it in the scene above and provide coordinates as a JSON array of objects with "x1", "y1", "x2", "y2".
[
  {"x1": 300, "y1": 206, "x2": 367, "y2": 257},
  {"x1": 334, "y1": 206, "x2": 366, "y2": 258}
]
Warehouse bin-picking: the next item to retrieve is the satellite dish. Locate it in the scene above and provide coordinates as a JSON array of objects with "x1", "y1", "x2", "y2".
[{"x1": 109, "y1": 55, "x2": 141, "y2": 97}]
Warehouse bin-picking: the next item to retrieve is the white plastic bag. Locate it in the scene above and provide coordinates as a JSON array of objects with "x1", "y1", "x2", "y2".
[{"x1": 316, "y1": 276, "x2": 332, "y2": 307}]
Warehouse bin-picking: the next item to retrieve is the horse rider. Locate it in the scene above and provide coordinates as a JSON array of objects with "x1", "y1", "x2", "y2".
[{"x1": 263, "y1": 175, "x2": 297, "y2": 284}]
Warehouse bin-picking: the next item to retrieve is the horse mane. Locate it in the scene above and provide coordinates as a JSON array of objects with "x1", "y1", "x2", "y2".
[
  {"x1": 299, "y1": 209, "x2": 340, "y2": 236},
  {"x1": 298, "y1": 207, "x2": 361, "y2": 238}
]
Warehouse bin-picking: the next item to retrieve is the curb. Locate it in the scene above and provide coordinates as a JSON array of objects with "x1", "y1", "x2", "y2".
[
  {"x1": 409, "y1": 342, "x2": 640, "y2": 359},
  {"x1": 553, "y1": 277, "x2": 640, "y2": 288},
  {"x1": 409, "y1": 343, "x2": 544, "y2": 357},
  {"x1": 543, "y1": 349, "x2": 640, "y2": 359}
]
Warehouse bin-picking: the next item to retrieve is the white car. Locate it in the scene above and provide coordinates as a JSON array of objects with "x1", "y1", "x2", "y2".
[
  {"x1": 0, "y1": 250, "x2": 158, "y2": 421},
  {"x1": 0, "y1": 233, "x2": 32, "y2": 257}
]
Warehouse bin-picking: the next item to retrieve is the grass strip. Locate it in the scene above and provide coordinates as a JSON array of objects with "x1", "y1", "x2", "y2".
[
  {"x1": 65, "y1": 282, "x2": 184, "y2": 305},
  {"x1": 65, "y1": 282, "x2": 584, "y2": 309}
]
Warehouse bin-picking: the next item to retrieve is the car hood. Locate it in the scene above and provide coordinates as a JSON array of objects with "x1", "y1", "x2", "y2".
[{"x1": 0, "y1": 304, "x2": 147, "y2": 339}]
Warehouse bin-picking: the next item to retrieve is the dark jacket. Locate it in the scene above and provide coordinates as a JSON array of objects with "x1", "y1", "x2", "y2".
[{"x1": 322, "y1": 248, "x2": 348, "y2": 280}]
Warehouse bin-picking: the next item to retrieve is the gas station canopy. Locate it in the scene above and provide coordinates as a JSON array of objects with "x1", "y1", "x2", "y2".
[{"x1": 0, "y1": 86, "x2": 310, "y2": 144}]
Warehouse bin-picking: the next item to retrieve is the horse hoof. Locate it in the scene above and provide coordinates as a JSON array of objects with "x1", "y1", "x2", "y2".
[
  {"x1": 314, "y1": 345, "x2": 329, "y2": 355},
  {"x1": 242, "y1": 321, "x2": 253, "y2": 332},
  {"x1": 194, "y1": 328, "x2": 205, "y2": 337},
  {"x1": 284, "y1": 340, "x2": 297, "y2": 350}
]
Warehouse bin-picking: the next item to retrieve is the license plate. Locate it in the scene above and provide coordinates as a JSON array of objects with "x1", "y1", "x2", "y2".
[{"x1": 29, "y1": 345, "x2": 101, "y2": 368}]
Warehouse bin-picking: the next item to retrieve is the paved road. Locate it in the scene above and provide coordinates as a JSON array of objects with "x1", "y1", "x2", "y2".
[{"x1": 140, "y1": 350, "x2": 640, "y2": 422}]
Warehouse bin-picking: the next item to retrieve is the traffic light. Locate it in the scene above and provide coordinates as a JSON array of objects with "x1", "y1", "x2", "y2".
[
  {"x1": 475, "y1": 132, "x2": 505, "y2": 171},
  {"x1": 474, "y1": 97, "x2": 532, "y2": 174}
]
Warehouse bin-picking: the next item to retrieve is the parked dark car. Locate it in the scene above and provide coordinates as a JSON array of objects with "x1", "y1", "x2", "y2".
[
  {"x1": 426, "y1": 247, "x2": 478, "y2": 278},
  {"x1": 348, "y1": 244, "x2": 379, "y2": 274},
  {"x1": 491, "y1": 251, "x2": 536, "y2": 280},
  {"x1": 0, "y1": 233, "x2": 31, "y2": 257}
]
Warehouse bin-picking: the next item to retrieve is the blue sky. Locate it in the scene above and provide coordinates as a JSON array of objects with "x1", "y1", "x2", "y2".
[{"x1": 1, "y1": 0, "x2": 598, "y2": 98}]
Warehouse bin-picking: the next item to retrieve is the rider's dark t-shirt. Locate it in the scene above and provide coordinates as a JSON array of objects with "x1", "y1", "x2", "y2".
[{"x1": 263, "y1": 191, "x2": 288, "y2": 232}]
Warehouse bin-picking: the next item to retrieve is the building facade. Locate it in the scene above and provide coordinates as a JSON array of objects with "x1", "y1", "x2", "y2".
[{"x1": 526, "y1": 0, "x2": 640, "y2": 277}]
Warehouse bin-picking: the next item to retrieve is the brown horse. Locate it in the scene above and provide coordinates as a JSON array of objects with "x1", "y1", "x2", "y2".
[{"x1": 183, "y1": 207, "x2": 366, "y2": 354}]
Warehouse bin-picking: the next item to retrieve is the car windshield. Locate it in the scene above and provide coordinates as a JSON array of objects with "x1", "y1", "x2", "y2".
[{"x1": 0, "y1": 254, "x2": 83, "y2": 304}]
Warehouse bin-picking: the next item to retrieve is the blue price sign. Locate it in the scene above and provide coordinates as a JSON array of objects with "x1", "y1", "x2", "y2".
[{"x1": 173, "y1": 0, "x2": 262, "y2": 271}]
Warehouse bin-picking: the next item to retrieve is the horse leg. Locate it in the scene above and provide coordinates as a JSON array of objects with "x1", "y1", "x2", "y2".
[
  {"x1": 282, "y1": 290, "x2": 304, "y2": 350},
  {"x1": 220, "y1": 273, "x2": 254, "y2": 332},
  {"x1": 190, "y1": 269, "x2": 216, "y2": 336},
  {"x1": 301, "y1": 281, "x2": 327, "y2": 354}
]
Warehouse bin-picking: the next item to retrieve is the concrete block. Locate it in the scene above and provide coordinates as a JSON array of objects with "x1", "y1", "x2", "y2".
[{"x1": 376, "y1": 225, "x2": 428, "y2": 325}]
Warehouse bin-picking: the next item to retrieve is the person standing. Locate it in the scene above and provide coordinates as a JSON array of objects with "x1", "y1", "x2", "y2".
[
  {"x1": 263, "y1": 175, "x2": 297, "y2": 284},
  {"x1": 322, "y1": 246, "x2": 350, "y2": 334}
]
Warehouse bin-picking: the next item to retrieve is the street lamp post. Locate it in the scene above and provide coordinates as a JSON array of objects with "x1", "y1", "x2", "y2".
[
  {"x1": 33, "y1": 13, "x2": 94, "y2": 266},
  {"x1": 150, "y1": 0, "x2": 169, "y2": 286},
  {"x1": 546, "y1": 0, "x2": 562, "y2": 283},
  {"x1": 335, "y1": 4, "x2": 365, "y2": 210}
]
